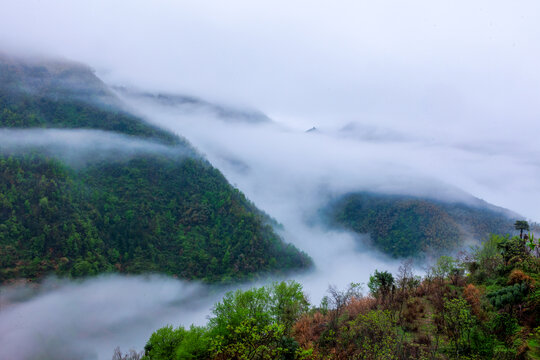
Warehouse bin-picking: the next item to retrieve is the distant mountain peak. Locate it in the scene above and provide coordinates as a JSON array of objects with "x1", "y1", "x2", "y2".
[{"x1": 114, "y1": 87, "x2": 272, "y2": 124}]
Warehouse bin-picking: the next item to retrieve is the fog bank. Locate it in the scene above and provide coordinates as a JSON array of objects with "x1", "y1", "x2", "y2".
[
  {"x1": 0, "y1": 276, "x2": 215, "y2": 360},
  {"x1": 0, "y1": 128, "x2": 193, "y2": 165}
]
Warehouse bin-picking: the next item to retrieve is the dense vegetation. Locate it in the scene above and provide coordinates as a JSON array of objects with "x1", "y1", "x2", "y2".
[
  {"x1": 0, "y1": 154, "x2": 310, "y2": 282},
  {"x1": 0, "y1": 55, "x2": 311, "y2": 283},
  {"x1": 122, "y1": 231, "x2": 540, "y2": 360},
  {"x1": 327, "y1": 192, "x2": 516, "y2": 258},
  {"x1": 0, "y1": 88, "x2": 181, "y2": 146}
]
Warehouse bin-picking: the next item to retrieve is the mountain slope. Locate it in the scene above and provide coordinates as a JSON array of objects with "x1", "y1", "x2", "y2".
[
  {"x1": 0, "y1": 54, "x2": 180, "y2": 145},
  {"x1": 325, "y1": 192, "x2": 517, "y2": 258},
  {"x1": 0, "y1": 54, "x2": 311, "y2": 283},
  {"x1": 115, "y1": 87, "x2": 271, "y2": 124}
]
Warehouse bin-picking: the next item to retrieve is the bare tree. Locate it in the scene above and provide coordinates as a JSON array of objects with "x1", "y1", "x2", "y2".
[{"x1": 112, "y1": 347, "x2": 143, "y2": 360}]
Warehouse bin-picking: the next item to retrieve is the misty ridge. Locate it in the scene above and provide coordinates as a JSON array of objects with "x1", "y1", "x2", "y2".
[
  {"x1": 114, "y1": 87, "x2": 271, "y2": 124},
  {"x1": 0, "y1": 128, "x2": 196, "y2": 167},
  {"x1": 1, "y1": 1, "x2": 540, "y2": 358}
]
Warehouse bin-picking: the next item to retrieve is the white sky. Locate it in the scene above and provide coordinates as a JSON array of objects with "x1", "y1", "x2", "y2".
[{"x1": 3, "y1": 0, "x2": 538, "y2": 217}]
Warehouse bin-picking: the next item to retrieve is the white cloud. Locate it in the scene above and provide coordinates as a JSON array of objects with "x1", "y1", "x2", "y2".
[{"x1": 1, "y1": 2, "x2": 540, "y2": 358}]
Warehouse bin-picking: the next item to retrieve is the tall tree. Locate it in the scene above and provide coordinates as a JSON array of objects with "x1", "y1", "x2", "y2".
[{"x1": 514, "y1": 220, "x2": 529, "y2": 239}]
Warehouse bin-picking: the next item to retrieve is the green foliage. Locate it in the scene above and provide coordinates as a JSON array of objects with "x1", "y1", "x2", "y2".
[
  {"x1": 514, "y1": 220, "x2": 530, "y2": 238},
  {"x1": 338, "y1": 310, "x2": 399, "y2": 360},
  {"x1": 528, "y1": 327, "x2": 540, "y2": 360},
  {"x1": 328, "y1": 192, "x2": 514, "y2": 258},
  {"x1": 497, "y1": 235, "x2": 529, "y2": 266},
  {"x1": 0, "y1": 86, "x2": 181, "y2": 145},
  {"x1": 431, "y1": 255, "x2": 459, "y2": 279},
  {"x1": 142, "y1": 325, "x2": 210, "y2": 360},
  {"x1": 489, "y1": 313, "x2": 518, "y2": 344},
  {"x1": 471, "y1": 234, "x2": 505, "y2": 275},
  {"x1": 210, "y1": 281, "x2": 309, "y2": 338},
  {"x1": 0, "y1": 66, "x2": 311, "y2": 282},
  {"x1": 0, "y1": 154, "x2": 311, "y2": 282},
  {"x1": 210, "y1": 319, "x2": 300, "y2": 360},
  {"x1": 442, "y1": 297, "x2": 477, "y2": 356},
  {"x1": 144, "y1": 282, "x2": 309, "y2": 360},
  {"x1": 487, "y1": 283, "x2": 529, "y2": 309},
  {"x1": 368, "y1": 270, "x2": 395, "y2": 299},
  {"x1": 138, "y1": 240, "x2": 539, "y2": 360}
]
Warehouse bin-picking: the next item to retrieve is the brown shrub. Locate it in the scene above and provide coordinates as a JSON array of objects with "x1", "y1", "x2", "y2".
[
  {"x1": 508, "y1": 269, "x2": 534, "y2": 286},
  {"x1": 292, "y1": 312, "x2": 327, "y2": 349},
  {"x1": 402, "y1": 297, "x2": 424, "y2": 331},
  {"x1": 344, "y1": 296, "x2": 376, "y2": 320},
  {"x1": 463, "y1": 284, "x2": 482, "y2": 317}
]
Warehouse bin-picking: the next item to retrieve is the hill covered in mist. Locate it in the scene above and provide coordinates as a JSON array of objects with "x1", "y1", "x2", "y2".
[
  {"x1": 0, "y1": 54, "x2": 311, "y2": 283},
  {"x1": 325, "y1": 192, "x2": 518, "y2": 258}
]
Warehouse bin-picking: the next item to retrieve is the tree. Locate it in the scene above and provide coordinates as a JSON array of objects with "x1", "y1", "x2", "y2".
[
  {"x1": 142, "y1": 325, "x2": 211, "y2": 360},
  {"x1": 323, "y1": 282, "x2": 363, "y2": 331},
  {"x1": 113, "y1": 347, "x2": 143, "y2": 360},
  {"x1": 514, "y1": 220, "x2": 529, "y2": 239},
  {"x1": 368, "y1": 270, "x2": 394, "y2": 304},
  {"x1": 442, "y1": 298, "x2": 476, "y2": 357}
]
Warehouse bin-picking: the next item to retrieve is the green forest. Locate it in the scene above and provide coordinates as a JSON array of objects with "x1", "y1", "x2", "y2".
[
  {"x1": 119, "y1": 231, "x2": 540, "y2": 360},
  {"x1": 0, "y1": 153, "x2": 311, "y2": 282},
  {"x1": 0, "y1": 58, "x2": 311, "y2": 283},
  {"x1": 328, "y1": 192, "x2": 516, "y2": 258}
]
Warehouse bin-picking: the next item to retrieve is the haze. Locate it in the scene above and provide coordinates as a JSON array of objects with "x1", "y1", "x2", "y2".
[{"x1": 1, "y1": 1, "x2": 540, "y2": 359}]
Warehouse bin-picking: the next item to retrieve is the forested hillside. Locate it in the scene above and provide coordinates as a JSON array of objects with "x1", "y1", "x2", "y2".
[
  {"x1": 0, "y1": 55, "x2": 311, "y2": 283},
  {"x1": 326, "y1": 192, "x2": 517, "y2": 258},
  {"x1": 0, "y1": 55, "x2": 181, "y2": 145},
  {"x1": 128, "y1": 232, "x2": 540, "y2": 360}
]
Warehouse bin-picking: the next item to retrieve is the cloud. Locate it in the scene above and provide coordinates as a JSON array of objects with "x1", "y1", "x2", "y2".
[
  {"x1": 1, "y1": 1, "x2": 539, "y2": 125},
  {"x1": 1, "y1": 1, "x2": 540, "y2": 358},
  {"x1": 0, "y1": 128, "x2": 193, "y2": 166},
  {"x1": 0, "y1": 276, "x2": 216, "y2": 360}
]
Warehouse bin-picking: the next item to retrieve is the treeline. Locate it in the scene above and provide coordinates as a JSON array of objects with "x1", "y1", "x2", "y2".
[
  {"x1": 0, "y1": 89, "x2": 182, "y2": 146},
  {"x1": 328, "y1": 192, "x2": 515, "y2": 258},
  {"x1": 0, "y1": 153, "x2": 311, "y2": 283},
  {"x1": 125, "y1": 233, "x2": 540, "y2": 359}
]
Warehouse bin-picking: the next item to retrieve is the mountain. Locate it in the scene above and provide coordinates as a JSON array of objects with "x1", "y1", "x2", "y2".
[
  {"x1": 324, "y1": 191, "x2": 518, "y2": 258},
  {"x1": 0, "y1": 54, "x2": 311, "y2": 283},
  {"x1": 114, "y1": 87, "x2": 271, "y2": 124}
]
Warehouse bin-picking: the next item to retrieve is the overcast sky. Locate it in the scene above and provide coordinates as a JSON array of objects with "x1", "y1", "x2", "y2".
[
  {"x1": 2, "y1": 3, "x2": 540, "y2": 358},
  {"x1": 1, "y1": 0, "x2": 540, "y2": 219}
]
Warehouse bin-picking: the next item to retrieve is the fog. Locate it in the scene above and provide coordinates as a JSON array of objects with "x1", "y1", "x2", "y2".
[
  {"x1": 0, "y1": 128, "x2": 194, "y2": 165},
  {"x1": 0, "y1": 276, "x2": 216, "y2": 359},
  {"x1": 1, "y1": 0, "x2": 538, "y2": 216},
  {"x1": 1, "y1": 1, "x2": 540, "y2": 359}
]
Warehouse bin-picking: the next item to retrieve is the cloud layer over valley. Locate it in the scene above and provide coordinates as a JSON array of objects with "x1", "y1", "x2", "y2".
[{"x1": 1, "y1": 1, "x2": 540, "y2": 359}]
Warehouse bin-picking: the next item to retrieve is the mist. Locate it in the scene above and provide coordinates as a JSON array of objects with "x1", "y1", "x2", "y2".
[
  {"x1": 0, "y1": 128, "x2": 193, "y2": 166},
  {"x1": 0, "y1": 276, "x2": 216, "y2": 359},
  {"x1": 1, "y1": 1, "x2": 540, "y2": 359}
]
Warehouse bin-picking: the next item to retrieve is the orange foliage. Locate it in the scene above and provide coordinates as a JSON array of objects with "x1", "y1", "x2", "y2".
[
  {"x1": 508, "y1": 269, "x2": 534, "y2": 286},
  {"x1": 463, "y1": 284, "x2": 482, "y2": 318},
  {"x1": 292, "y1": 312, "x2": 326, "y2": 349},
  {"x1": 345, "y1": 297, "x2": 377, "y2": 320}
]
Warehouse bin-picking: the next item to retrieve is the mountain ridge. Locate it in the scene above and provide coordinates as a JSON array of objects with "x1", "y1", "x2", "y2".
[
  {"x1": 0, "y1": 54, "x2": 311, "y2": 283},
  {"x1": 325, "y1": 191, "x2": 519, "y2": 258}
]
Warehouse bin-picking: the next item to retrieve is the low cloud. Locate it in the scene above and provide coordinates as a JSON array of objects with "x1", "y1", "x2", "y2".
[
  {"x1": 0, "y1": 128, "x2": 192, "y2": 166},
  {"x1": 0, "y1": 276, "x2": 215, "y2": 360}
]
